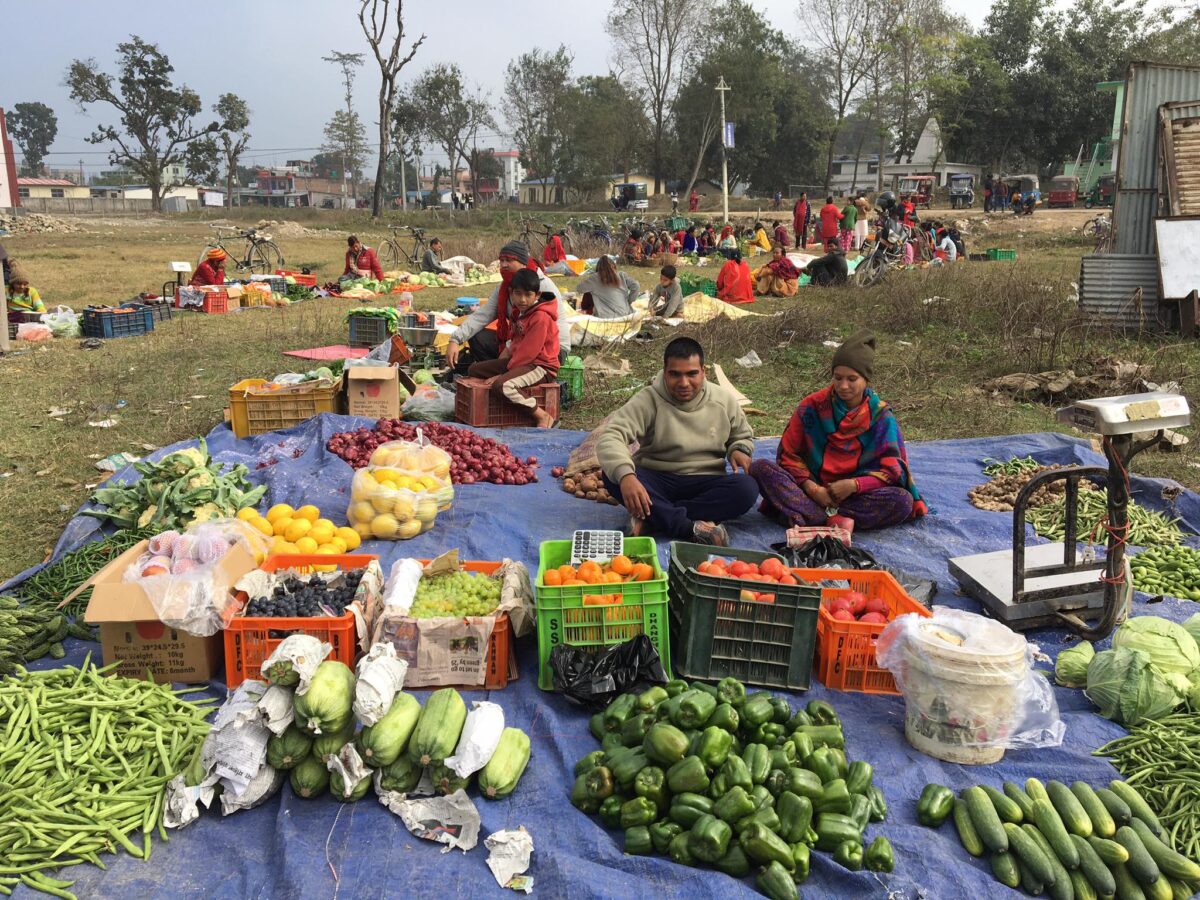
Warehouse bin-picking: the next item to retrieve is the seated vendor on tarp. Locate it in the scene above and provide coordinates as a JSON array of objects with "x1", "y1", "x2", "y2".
[
  {"x1": 421, "y1": 237, "x2": 453, "y2": 275},
  {"x1": 5, "y1": 264, "x2": 45, "y2": 316},
  {"x1": 342, "y1": 234, "x2": 384, "y2": 282},
  {"x1": 750, "y1": 330, "x2": 926, "y2": 536},
  {"x1": 597, "y1": 337, "x2": 759, "y2": 548},
  {"x1": 190, "y1": 247, "x2": 226, "y2": 287}
]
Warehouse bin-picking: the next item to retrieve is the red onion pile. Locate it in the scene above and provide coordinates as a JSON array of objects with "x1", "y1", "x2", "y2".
[{"x1": 326, "y1": 420, "x2": 539, "y2": 485}]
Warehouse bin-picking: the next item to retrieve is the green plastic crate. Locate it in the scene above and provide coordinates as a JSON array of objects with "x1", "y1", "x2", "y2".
[
  {"x1": 986, "y1": 248, "x2": 1017, "y2": 261},
  {"x1": 678, "y1": 274, "x2": 717, "y2": 297},
  {"x1": 668, "y1": 541, "x2": 821, "y2": 691},
  {"x1": 560, "y1": 356, "x2": 584, "y2": 403},
  {"x1": 535, "y1": 536, "x2": 670, "y2": 690}
]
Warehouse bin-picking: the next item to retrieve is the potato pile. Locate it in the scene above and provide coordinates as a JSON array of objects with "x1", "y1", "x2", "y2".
[
  {"x1": 554, "y1": 466, "x2": 618, "y2": 505},
  {"x1": 968, "y1": 464, "x2": 1097, "y2": 512}
]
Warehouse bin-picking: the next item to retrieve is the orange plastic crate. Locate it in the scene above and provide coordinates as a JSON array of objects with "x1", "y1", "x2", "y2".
[
  {"x1": 175, "y1": 288, "x2": 230, "y2": 314},
  {"x1": 275, "y1": 269, "x2": 318, "y2": 287},
  {"x1": 795, "y1": 568, "x2": 932, "y2": 695},
  {"x1": 224, "y1": 553, "x2": 377, "y2": 688},
  {"x1": 454, "y1": 376, "x2": 560, "y2": 428}
]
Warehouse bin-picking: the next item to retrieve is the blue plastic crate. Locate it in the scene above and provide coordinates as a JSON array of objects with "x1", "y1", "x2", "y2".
[{"x1": 82, "y1": 306, "x2": 155, "y2": 339}]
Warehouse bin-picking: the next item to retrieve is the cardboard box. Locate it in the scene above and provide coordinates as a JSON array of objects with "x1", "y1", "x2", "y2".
[
  {"x1": 345, "y1": 365, "x2": 408, "y2": 419},
  {"x1": 83, "y1": 540, "x2": 257, "y2": 684}
]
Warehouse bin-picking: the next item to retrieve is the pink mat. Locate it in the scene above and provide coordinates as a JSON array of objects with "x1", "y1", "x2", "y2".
[{"x1": 283, "y1": 345, "x2": 368, "y2": 361}]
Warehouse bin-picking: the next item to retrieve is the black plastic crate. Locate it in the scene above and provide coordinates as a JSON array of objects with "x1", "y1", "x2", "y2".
[
  {"x1": 122, "y1": 301, "x2": 173, "y2": 324},
  {"x1": 82, "y1": 306, "x2": 155, "y2": 339},
  {"x1": 668, "y1": 541, "x2": 821, "y2": 690},
  {"x1": 348, "y1": 314, "x2": 392, "y2": 349}
]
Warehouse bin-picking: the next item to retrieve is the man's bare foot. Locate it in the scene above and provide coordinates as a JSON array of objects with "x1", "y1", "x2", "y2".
[
  {"x1": 692, "y1": 520, "x2": 729, "y2": 546},
  {"x1": 532, "y1": 407, "x2": 555, "y2": 429},
  {"x1": 628, "y1": 516, "x2": 645, "y2": 537}
]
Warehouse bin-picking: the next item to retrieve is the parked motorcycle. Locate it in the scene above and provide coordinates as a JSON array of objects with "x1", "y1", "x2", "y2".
[{"x1": 856, "y1": 217, "x2": 907, "y2": 287}]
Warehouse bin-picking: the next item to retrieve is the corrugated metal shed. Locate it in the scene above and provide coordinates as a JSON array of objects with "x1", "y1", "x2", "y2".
[
  {"x1": 1078, "y1": 254, "x2": 1165, "y2": 329},
  {"x1": 1158, "y1": 101, "x2": 1200, "y2": 215},
  {"x1": 1113, "y1": 62, "x2": 1200, "y2": 255}
]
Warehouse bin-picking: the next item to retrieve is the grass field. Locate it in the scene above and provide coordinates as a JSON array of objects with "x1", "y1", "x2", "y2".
[{"x1": 1, "y1": 206, "x2": 1196, "y2": 583}]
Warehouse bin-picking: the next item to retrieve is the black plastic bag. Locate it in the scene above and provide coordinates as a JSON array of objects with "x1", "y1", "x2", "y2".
[
  {"x1": 548, "y1": 634, "x2": 668, "y2": 709},
  {"x1": 771, "y1": 536, "x2": 880, "y2": 569}
]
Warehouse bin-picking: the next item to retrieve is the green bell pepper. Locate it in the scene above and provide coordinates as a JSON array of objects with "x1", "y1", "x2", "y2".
[
  {"x1": 776, "y1": 791, "x2": 814, "y2": 844},
  {"x1": 916, "y1": 783, "x2": 956, "y2": 827},
  {"x1": 637, "y1": 685, "x2": 669, "y2": 712},
  {"x1": 604, "y1": 693, "x2": 638, "y2": 732},
  {"x1": 574, "y1": 750, "x2": 606, "y2": 777},
  {"x1": 708, "y1": 702, "x2": 739, "y2": 733},
  {"x1": 786, "y1": 710, "x2": 813, "y2": 731},
  {"x1": 657, "y1": 693, "x2": 685, "y2": 722},
  {"x1": 814, "y1": 779, "x2": 852, "y2": 815},
  {"x1": 785, "y1": 767, "x2": 824, "y2": 801},
  {"x1": 788, "y1": 732, "x2": 815, "y2": 763},
  {"x1": 740, "y1": 693, "x2": 774, "y2": 728},
  {"x1": 765, "y1": 769, "x2": 788, "y2": 797},
  {"x1": 585, "y1": 766, "x2": 615, "y2": 801},
  {"x1": 805, "y1": 747, "x2": 840, "y2": 784},
  {"x1": 814, "y1": 812, "x2": 863, "y2": 851},
  {"x1": 750, "y1": 722, "x2": 786, "y2": 746},
  {"x1": 665, "y1": 679, "x2": 689, "y2": 697},
  {"x1": 688, "y1": 813, "x2": 733, "y2": 862},
  {"x1": 589, "y1": 713, "x2": 606, "y2": 742},
  {"x1": 716, "y1": 676, "x2": 746, "y2": 706},
  {"x1": 714, "y1": 785, "x2": 756, "y2": 823},
  {"x1": 829, "y1": 748, "x2": 849, "y2": 777},
  {"x1": 742, "y1": 743, "x2": 771, "y2": 785},
  {"x1": 708, "y1": 772, "x2": 729, "y2": 799},
  {"x1": 643, "y1": 722, "x2": 689, "y2": 767},
  {"x1": 849, "y1": 793, "x2": 872, "y2": 831},
  {"x1": 649, "y1": 818, "x2": 683, "y2": 853},
  {"x1": 624, "y1": 825, "x2": 652, "y2": 855},
  {"x1": 740, "y1": 822, "x2": 794, "y2": 868},
  {"x1": 694, "y1": 725, "x2": 733, "y2": 769},
  {"x1": 572, "y1": 773, "x2": 601, "y2": 813},
  {"x1": 620, "y1": 712, "x2": 657, "y2": 747},
  {"x1": 865, "y1": 835, "x2": 894, "y2": 872},
  {"x1": 770, "y1": 744, "x2": 797, "y2": 769},
  {"x1": 667, "y1": 755, "x2": 710, "y2": 794},
  {"x1": 668, "y1": 792, "x2": 714, "y2": 828},
  {"x1": 691, "y1": 681, "x2": 720, "y2": 699},
  {"x1": 735, "y1": 805, "x2": 781, "y2": 836},
  {"x1": 750, "y1": 784, "x2": 773, "y2": 811},
  {"x1": 634, "y1": 765, "x2": 668, "y2": 811},
  {"x1": 620, "y1": 796, "x2": 658, "y2": 829},
  {"x1": 834, "y1": 838, "x2": 864, "y2": 871},
  {"x1": 715, "y1": 843, "x2": 751, "y2": 877},
  {"x1": 756, "y1": 860, "x2": 800, "y2": 900},
  {"x1": 667, "y1": 831, "x2": 695, "y2": 866},
  {"x1": 793, "y1": 724, "x2": 844, "y2": 750},
  {"x1": 720, "y1": 754, "x2": 752, "y2": 792},
  {"x1": 673, "y1": 690, "x2": 717, "y2": 729},
  {"x1": 805, "y1": 699, "x2": 840, "y2": 725},
  {"x1": 868, "y1": 786, "x2": 888, "y2": 823},
  {"x1": 599, "y1": 795, "x2": 625, "y2": 828},
  {"x1": 769, "y1": 697, "x2": 792, "y2": 724},
  {"x1": 609, "y1": 750, "x2": 649, "y2": 790},
  {"x1": 846, "y1": 760, "x2": 874, "y2": 796},
  {"x1": 790, "y1": 842, "x2": 811, "y2": 883},
  {"x1": 602, "y1": 732, "x2": 625, "y2": 753}
]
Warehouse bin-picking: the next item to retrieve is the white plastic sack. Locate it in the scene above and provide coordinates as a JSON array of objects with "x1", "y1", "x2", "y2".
[
  {"x1": 353, "y1": 643, "x2": 409, "y2": 725},
  {"x1": 444, "y1": 701, "x2": 505, "y2": 778},
  {"x1": 16, "y1": 322, "x2": 52, "y2": 342},
  {"x1": 44, "y1": 305, "x2": 80, "y2": 338}
]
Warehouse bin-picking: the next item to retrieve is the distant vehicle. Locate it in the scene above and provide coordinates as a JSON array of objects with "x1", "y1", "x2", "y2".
[
  {"x1": 1048, "y1": 175, "x2": 1080, "y2": 208},
  {"x1": 1084, "y1": 174, "x2": 1116, "y2": 209},
  {"x1": 948, "y1": 174, "x2": 975, "y2": 209},
  {"x1": 895, "y1": 174, "x2": 934, "y2": 208},
  {"x1": 611, "y1": 182, "x2": 648, "y2": 211}
]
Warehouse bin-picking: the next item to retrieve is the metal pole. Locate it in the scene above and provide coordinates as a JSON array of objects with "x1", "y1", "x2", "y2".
[
  {"x1": 717, "y1": 76, "x2": 730, "y2": 224},
  {"x1": 0, "y1": 276, "x2": 9, "y2": 353}
]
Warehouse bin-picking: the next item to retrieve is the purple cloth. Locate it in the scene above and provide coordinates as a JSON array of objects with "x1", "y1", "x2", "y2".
[
  {"x1": 601, "y1": 467, "x2": 759, "y2": 540},
  {"x1": 750, "y1": 459, "x2": 913, "y2": 530}
]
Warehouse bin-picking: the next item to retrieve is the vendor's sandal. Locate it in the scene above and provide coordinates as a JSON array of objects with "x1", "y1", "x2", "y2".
[
  {"x1": 531, "y1": 408, "x2": 558, "y2": 429},
  {"x1": 692, "y1": 521, "x2": 729, "y2": 547}
]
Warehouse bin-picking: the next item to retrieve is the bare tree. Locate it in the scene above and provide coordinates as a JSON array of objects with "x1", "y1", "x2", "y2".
[
  {"x1": 358, "y1": 0, "x2": 425, "y2": 217},
  {"x1": 323, "y1": 51, "x2": 364, "y2": 202},
  {"x1": 606, "y1": 0, "x2": 709, "y2": 193}
]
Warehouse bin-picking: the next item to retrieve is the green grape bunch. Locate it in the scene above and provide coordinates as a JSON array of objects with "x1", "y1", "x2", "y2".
[{"x1": 409, "y1": 571, "x2": 503, "y2": 619}]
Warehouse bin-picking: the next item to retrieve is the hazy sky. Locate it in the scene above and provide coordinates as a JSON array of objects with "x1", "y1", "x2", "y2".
[{"x1": 1, "y1": 0, "x2": 994, "y2": 177}]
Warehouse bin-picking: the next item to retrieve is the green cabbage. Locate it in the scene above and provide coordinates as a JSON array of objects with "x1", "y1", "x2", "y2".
[
  {"x1": 1183, "y1": 614, "x2": 1200, "y2": 652},
  {"x1": 294, "y1": 661, "x2": 356, "y2": 735},
  {"x1": 1054, "y1": 640, "x2": 1094, "y2": 688},
  {"x1": 1085, "y1": 647, "x2": 1186, "y2": 726},
  {"x1": 1111, "y1": 616, "x2": 1200, "y2": 678}
]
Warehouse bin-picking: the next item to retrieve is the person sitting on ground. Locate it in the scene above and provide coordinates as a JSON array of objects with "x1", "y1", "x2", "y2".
[
  {"x1": 751, "y1": 221, "x2": 772, "y2": 254},
  {"x1": 682, "y1": 225, "x2": 698, "y2": 254},
  {"x1": 649, "y1": 264, "x2": 684, "y2": 318},
  {"x1": 447, "y1": 240, "x2": 568, "y2": 368},
  {"x1": 752, "y1": 244, "x2": 800, "y2": 297},
  {"x1": 839, "y1": 197, "x2": 858, "y2": 252},
  {"x1": 819, "y1": 196, "x2": 844, "y2": 252},
  {"x1": 804, "y1": 248, "x2": 848, "y2": 287},
  {"x1": 716, "y1": 249, "x2": 754, "y2": 304},
  {"x1": 698, "y1": 224, "x2": 716, "y2": 256},
  {"x1": 668, "y1": 230, "x2": 684, "y2": 254},
  {"x1": 642, "y1": 231, "x2": 662, "y2": 262},
  {"x1": 622, "y1": 230, "x2": 644, "y2": 265},
  {"x1": 190, "y1": 248, "x2": 227, "y2": 287},
  {"x1": 937, "y1": 227, "x2": 958, "y2": 262},
  {"x1": 5, "y1": 265, "x2": 44, "y2": 314},
  {"x1": 598, "y1": 336, "x2": 758, "y2": 546},
  {"x1": 750, "y1": 330, "x2": 925, "y2": 536},
  {"x1": 717, "y1": 225, "x2": 738, "y2": 258},
  {"x1": 576, "y1": 255, "x2": 640, "y2": 318},
  {"x1": 421, "y1": 237, "x2": 453, "y2": 275},
  {"x1": 543, "y1": 231, "x2": 567, "y2": 265},
  {"x1": 772, "y1": 220, "x2": 789, "y2": 248},
  {"x1": 343, "y1": 234, "x2": 384, "y2": 281},
  {"x1": 947, "y1": 226, "x2": 966, "y2": 259},
  {"x1": 465, "y1": 268, "x2": 559, "y2": 429}
]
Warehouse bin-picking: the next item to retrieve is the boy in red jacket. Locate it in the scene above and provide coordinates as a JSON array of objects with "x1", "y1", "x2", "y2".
[{"x1": 466, "y1": 268, "x2": 560, "y2": 427}]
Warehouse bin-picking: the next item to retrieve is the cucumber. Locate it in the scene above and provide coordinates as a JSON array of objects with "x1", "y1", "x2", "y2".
[
  {"x1": 1006, "y1": 822, "x2": 1058, "y2": 887},
  {"x1": 1070, "y1": 868, "x2": 1099, "y2": 900},
  {"x1": 1096, "y1": 787, "x2": 1133, "y2": 826},
  {"x1": 1005, "y1": 781, "x2": 1038, "y2": 821},
  {"x1": 1144, "y1": 875, "x2": 1173, "y2": 900},
  {"x1": 1113, "y1": 863, "x2": 1148, "y2": 900},
  {"x1": 1116, "y1": 825, "x2": 1163, "y2": 887},
  {"x1": 963, "y1": 786, "x2": 1008, "y2": 853},
  {"x1": 1089, "y1": 835, "x2": 1131, "y2": 866},
  {"x1": 982, "y1": 784, "x2": 1024, "y2": 824},
  {"x1": 1072, "y1": 833, "x2": 1117, "y2": 897},
  {"x1": 1018, "y1": 856, "x2": 1047, "y2": 896},
  {"x1": 1027, "y1": 777, "x2": 1051, "y2": 803},
  {"x1": 991, "y1": 850, "x2": 1022, "y2": 889},
  {"x1": 1025, "y1": 823, "x2": 1076, "y2": 900},
  {"x1": 1167, "y1": 877, "x2": 1199, "y2": 900},
  {"x1": 1129, "y1": 819, "x2": 1200, "y2": 882},
  {"x1": 1033, "y1": 798, "x2": 1081, "y2": 869},
  {"x1": 1110, "y1": 782, "x2": 1164, "y2": 837},
  {"x1": 1049, "y1": 780, "x2": 1094, "y2": 838},
  {"x1": 954, "y1": 798, "x2": 985, "y2": 857},
  {"x1": 1073, "y1": 782, "x2": 1117, "y2": 838}
]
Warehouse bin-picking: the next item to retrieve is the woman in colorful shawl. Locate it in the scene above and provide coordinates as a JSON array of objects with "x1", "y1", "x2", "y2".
[
  {"x1": 750, "y1": 330, "x2": 925, "y2": 534},
  {"x1": 751, "y1": 244, "x2": 799, "y2": 296}
]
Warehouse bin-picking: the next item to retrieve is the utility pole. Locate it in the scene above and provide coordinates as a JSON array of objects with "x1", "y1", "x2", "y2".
[{"x1": 717, "y1": 76, "x2": 730, "y2": 224}]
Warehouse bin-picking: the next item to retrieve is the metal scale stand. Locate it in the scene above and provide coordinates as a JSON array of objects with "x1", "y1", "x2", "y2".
[{"x1": 949, "y1": 392, "x2": 1191, "y2": 639}]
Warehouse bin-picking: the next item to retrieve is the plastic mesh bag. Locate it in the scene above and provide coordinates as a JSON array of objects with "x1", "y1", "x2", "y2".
[{"x1": 346, "y1": 467, "x2": 439, "y2": 540}]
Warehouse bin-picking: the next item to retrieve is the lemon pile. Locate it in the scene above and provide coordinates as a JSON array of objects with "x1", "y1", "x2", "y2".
[
  {"x1": 346, "y1": 467, "x2": 440, "y2": 541},
  {"x1": 237, "y1": 503, "x2": 363, "y2": 560}
]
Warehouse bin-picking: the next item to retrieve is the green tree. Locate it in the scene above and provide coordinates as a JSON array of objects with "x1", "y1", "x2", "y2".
[
  {"x1": 213, "y1": 94, "x2": 251, "y2": 208},
  {"x1": 323, "y1": 51, "x2": 365, "y2": 201},
  {"x1": 65, "y1": 37, "x2": 218, "y2": 212},
  {"x1": 322, "y1": 108, "x2": 369, "y2": 200},
  {"x1": 503, "y1": 47, "x2": 574, "y2": 197},
  {"x1": 5, "y1": 102, "x2": 58, "y2": 176},
  {"x1": 559, "y1": 75, "x2": 650, "y2": 200},
  {"x1": 406, "y1": 64, "x2": 495, "y2": 199}
]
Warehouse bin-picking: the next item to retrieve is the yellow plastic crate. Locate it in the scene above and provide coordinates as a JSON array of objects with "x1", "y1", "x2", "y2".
[{"x1": 228, "y1": 377, "x2": 341, "y2": 439}]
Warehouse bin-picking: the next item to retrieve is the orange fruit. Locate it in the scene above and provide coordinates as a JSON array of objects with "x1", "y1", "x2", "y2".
[
  {"x1": 632, "y1": 563, "x2": 654, "y2": 582},
  {"x1": 604, "y1": 572, "x2": 623, "y2": 584},
  {"x1": 610, "y1": 555, "x2": 633, "y2": 576},
  {"x1": 564, "y1": 578, "x2": 586, "y2": 586},
  {"x1": 578, "y1": 561, "x2": 602, "y2": 583},
  {"x1": 558, "y1": 564, "x2": 577, "y2": 580},
  {"x1": 543, "y1": 569, "x2": 563, "y2": 586}
]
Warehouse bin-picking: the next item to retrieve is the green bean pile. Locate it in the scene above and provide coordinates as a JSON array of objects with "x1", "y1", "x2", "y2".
[
  {"x1": 0, "y1": 657, "x2": 212, "y2": 899},
  {"x1": 1130, "y1": 545, "x2": 1200, "y2": 600},
  {"x1": 17, "y1": 529, "x2": 155, "y2": 619},
  {"x1": 981, "y1": 455, "x2": 1042, "y2": 476},
  {"x1": 1026, "y1": 487, "x2": 1185, "y2": 546},
  {"x1": 1096, "y1": 713, "x2": 1200, "y2": 859}
]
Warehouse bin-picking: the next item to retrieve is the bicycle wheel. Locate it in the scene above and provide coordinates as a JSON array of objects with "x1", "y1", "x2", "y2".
[
  {"x1": 248, "y1": 240, "x2": 283, "y2": 274},
  {"x1": 559, "y1": 231, "x2": 575, "y2": 257},
  {"x1": 379, "y1": 239, "x2": 402, "y2": 271}
]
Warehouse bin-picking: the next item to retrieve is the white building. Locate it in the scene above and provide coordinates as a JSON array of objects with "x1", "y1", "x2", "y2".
[
  {"x1": 492, "y1": 150, "x2": 525, "y2": 202},
  {"x1": 827, "y1": 118, "x2": 981, "y2": 195}
]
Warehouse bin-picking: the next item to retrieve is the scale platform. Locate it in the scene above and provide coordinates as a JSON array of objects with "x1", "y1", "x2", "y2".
[{"x1": 949, "y1": 543, "x2": 1109, "y2": 629}]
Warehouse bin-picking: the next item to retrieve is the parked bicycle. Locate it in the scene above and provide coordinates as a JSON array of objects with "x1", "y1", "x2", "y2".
[
  {"x1": 516, "y1": 219, "x2": 575, "y2": 259},
  {"x1": 378, "y1": 225, "x2": 431, "y2": 271},
  {"x1": 199, "y1": 225, "x2": 284, "y2": 275},
  {"x1": 1088, "y1": 214, "x2": 1112, "y2": 254},
  {"x1": 565, "y1": 216, "x2": 613, "y2": 249}
]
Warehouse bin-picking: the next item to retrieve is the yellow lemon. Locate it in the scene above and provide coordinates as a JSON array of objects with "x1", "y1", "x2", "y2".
[
  {"x1": 309, "y1": 524, "x2": 335, "y2": 545},
  {"x1": 250, "y1": 516, "x2": 274, "y2": 537},
  {"x1": 273, "y1": 541, "x2": 299, "y2": 556},
  {"x1": 315, "y1": 544, "x2": 339, "y2": 555},
  {"x1": 266, "y1": 504, "x2": 294, "y2": 523},
  {"x1": 397, "y1": 519, "x2": 422, "y2": 540},
  {"x1": 254, "y1": 549, "x2": 267, "y2": 565},
  {"x1": 370, "y1": 513, "x2": 400, "y2": 539},
  {"x1": 295, "y1": 536, "x2": 319, "y2": 555},
  {"x1": 236, "y1": 507, "x2": 259, "y2": 522},
  {"x1": 419, "y1": 475, "x2": 438, "y2": 491},
  {"x1": 353, "y1": 522, "x2": 374, "y2": 539},
  {"x1": 370, "y1": 494, "x2": 395, "y2": 515},
  {"x1": 295, "y1": 505, "x2": 320, "y2": 523},
  {"x1": 350, "y1": 501, "x2": 376, "y2": 524},
  {"x1": 312, "y1": 562, "x2": 337, "y2": 573},
  {"x1": 315, "y1": 518, "x2": 336, "y2": 532},
  {"x1": 392, "y1": 495, "x2": 416, "y2": 520},
  {"x1": 272, "y1": 516, "x2": 294, "y2": 537},
  {"x1": 329, "y1": 537, "x2": 348, "y2": 554},
  {"x1": 335, "y1": 526, "x2": 361, "y2": 550},
  {"x1": 351, "y1": 476, "x2": 372, "y2": 501},
  {"x1": 284, "y1": 518, "x2": 312, "y2": 543}
]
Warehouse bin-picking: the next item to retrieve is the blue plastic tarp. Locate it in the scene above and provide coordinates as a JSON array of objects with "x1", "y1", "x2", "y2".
[{"x1": 6, "y1": 416, "x2": 1200, "y2": 900}]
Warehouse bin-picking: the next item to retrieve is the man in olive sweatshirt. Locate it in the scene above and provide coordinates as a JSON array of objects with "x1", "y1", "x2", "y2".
[{"x1": 598, "y1": 337, "x2": 758, "y2": 546}]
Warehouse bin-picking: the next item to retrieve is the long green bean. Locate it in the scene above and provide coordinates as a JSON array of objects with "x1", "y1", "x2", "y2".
[
  {"x1": 1026, "y1": 487, "x2": 1185, "y2": 546},
  {"x1": 981, "y1": 455, "x2": 1042, "y2": 476}
]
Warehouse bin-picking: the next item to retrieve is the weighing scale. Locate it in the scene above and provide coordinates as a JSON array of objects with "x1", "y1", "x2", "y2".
[{"x1": 949, "y1": 392, "x2": 1191, "y2": 638}]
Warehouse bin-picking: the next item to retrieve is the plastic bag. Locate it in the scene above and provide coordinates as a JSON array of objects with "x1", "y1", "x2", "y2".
[
  {"x1": 876, "y1": 608, "x2": 1064, "y2": 755},
  {"x1": 445, "y1": 701, "x2": 505, "y2": 778},
  {"x1": 368, "y1": 437, "x2": 454, "y2": 509},
  {"x1": 44, "y1": 305, "x2": 81, "y2": 338},
  {"x1": 347, "y1": 467, "x2": 439, "y2": 540},
  {"x1": 402, "y1": 384, "x2": 456, "y2": 422},
  {"x1": 548, "y1": 634, "x2": 668, "y2": 709},
  {"x1": 773, "y1": 536, "x2": 880, "y2": 570},
  {"x1": 15, "y1": 322, "x2": 52, "y2": 342}
]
